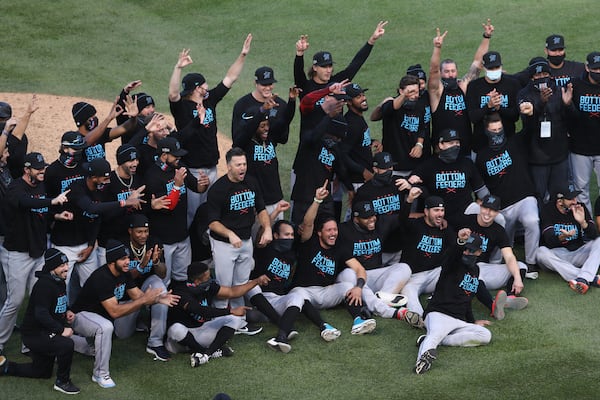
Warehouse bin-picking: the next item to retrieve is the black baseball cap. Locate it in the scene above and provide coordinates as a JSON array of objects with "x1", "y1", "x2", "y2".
[
  {"x1": 586, "y1": 52, "x2": 600, "y2": 69},
  {"x1": 406, "y1": 64, "x2": 427, "y2": 82},
  {"x1": 61, "y1": 131, "x2": 86, "y2": 149},
  {"x1": 23, "y1": 152, "x2": 48, "y2": 169},
  {"x1": 136, "y1": 93, "x2": 155, "y2": 111},
  {"x1": 373, "y1": 152, "x2": 397, "y2": 169},
  {"x1": 313, "y1": 51, "x2": 334, "y2": 67},
  {"x1": 528, "y1": 57, "x2": 551, "y2": 77},
  {"x1": 0, "y1": 102, "x2": 12, "y2": 119},
  {"x1": 439, "y1": 129, "x2": 460, "y2": 143},
  {"x1": 180, "y1": 73, "x2": 206, "y2": 97},
  {"x1": 481, "y1": 194, "x2": 501, "y2": 211},
  {"x1": 254, "y1": 66, "x2": 277, "y2": 85},
  {"x1": 158, "y1": 137, "x2": 187, "y2": 157},
  {"x1": 545, "y1": 34, "x2": 565, "y2": 51},
  {"x1": 424, "y1": 196, "x2": 444, "y2": 209},
  {"x1": 554, "y1": 183, "x2": 581, "y2": 200},
  {"x1": 345, "y1": 83, "x2": 368, "y2": 98},
  {"x1": 352, "y1": 201, "x2": 376, "y2": 218},
  {"x1": 482, "y1": 51, "x2": 502, "y2": 69},
  {"x1": 88, "y1": 158, "x2": 111, "y2": 177},
  {"x1": 129, "y1": 213, "x2": 149, "y2": 228}
]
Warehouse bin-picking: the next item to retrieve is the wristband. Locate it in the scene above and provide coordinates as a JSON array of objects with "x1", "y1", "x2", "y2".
[
  {"x1": 483, "y1": 33, "x2": 492, "y2": 39},
  {"x1": 313, "y1": 197, "x2": 323, "y2": 204},
  {"x1": 173, "y1": 185, "x2": 181, "y2": 191},
  {"x1": 457, "y1": 238, "x2": 466, "y2": 245},
  {"x1": 415, "y1": 142, "x2": 423, "y2": 148},
  {"x1": 356, "y1": 278, "x2": 365, "y2": 289}
]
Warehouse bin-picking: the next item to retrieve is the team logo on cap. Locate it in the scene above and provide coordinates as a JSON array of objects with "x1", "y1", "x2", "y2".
[
  {"x1": 488, "y1": 54, "x2": 497, "y2": 62},
  {"x1": 536, "y1": 66, "x2": 543, "y2": 73},
  {"x1": 487, "y1": 195, "x2": 496, "y2": 203},
  {"x1": 553, "y1": 37, "x2": 561, "y2": 44},
  {"x1": 262, "y1": 70, "x2": 272, "y2": 80},
  {"x1": 594, "y1": 55, "x2": 600, "y2": 64},
  {"x1": 363, "y1": 203, "x2": 372, "y2": 212},
  {"x1": 568, "y1": 183, "x2": 576, "y2": 192},
  {"x1": 323, "y1": 53, "x2": 331, "y2": 61},
  {"x1": 449, "y1": 130, "x2": 458, "y2": 139}
]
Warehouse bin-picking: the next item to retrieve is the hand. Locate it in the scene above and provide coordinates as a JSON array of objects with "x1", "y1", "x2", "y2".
[
  {"x1": 512, "y1": 278, "x2": 524, "y2": 295},
  {"x1": 151, "y1": 244, "x2": 162, "y2": 265},
  {"x1": 141, "y1": 245, "x2": 153, "y2": 267},
  {"x1": 408, "y1": 175, "x2": 422, "y2": 185},
  {"x1": 108, "y1": 96, "x2": 125, "y2": 120},
  {"x1": 540, "y1": 87, "x2": 553, "y2": 103},
  {"x1": 289, "y1": 86, "x2": 302, "y2": 100},
  {"x1": 407, "y1": 186, "x2": 423, "y2": 202},
  {"x1": 487, "y1": 89, "x2": 502, "y2": 109},
  {"x1": 51, "y1": 189, "x2": 70, "y2": 206},
  {"x1": 77, "y1": 245, "x2": 94, "y2": 263},
  {"x1": 196, "y1": 102, "x2": 206, "y2": 124},
  {"x1": 55, "y1": 211, "x2": 74, "y2": 221},
  {"x1": 328, "y1": 79, "x2": 351, "y2": 94},
  {"x1": 346, "y1": 287, "x2": 363, "y2": 306},
  {"x1": 258, "y1": 227, "x2": 273, "y2": 247},
  {"x1": 295, "y1": 34, "x2": 309, "y2": 55},
  {"x1": 151, "y1": 194, "x2": 171, "y2": 210},
  {"x1": 176, "y1": 48, "x2": 193, "y2": 69},
  {"x1": 519, "y1": 101, "x2": 533, "y2": 116},
  {"x1": 197, "y1": 171, "x2": 210, "y2": 191},
  {"x1": 26, "y1": 94, "x2": 40, "y2": 115},
  {"x1": 156, "y1": 291, "x2": 180, "y2": 307},
  {"x1": 255, "y1": 274, "x2": 271, "y2": 286},
  {"x1": 241, "y1": 33, "x2": 252, "y2": 56},
  {"x1": 371, "y1": 139, "x2": 383, "y2": 154},
  {"x1": 3, "y1": 117, "x2": 17, "y2": 133},
  {"x1": 315, "y1": 179, "x2": 330, "y2": 201},
  {"x1": 124, "y1": 80, "x2": 142, "y2": 94},
  {"x1": 368, "y1": 20, "x2": 388, "y2": 45},
  {"x1": 482, "y1": 18, "x2": 494, "y2": 37},
  {"x1": 275, "y1": 200, "x2": 291, "y2": 214},
  {"x1": 145, "y1": 113, "x2": 165, "y2": 132},
  {"x1": 433, "y1": 27, "x2": 448, "y2": 48},
  {"x1": 395, "y1": 178, "x2": 412, "y2": 192},
  {"x1": 174, "y1": 167, "x2": 187, "y2": 187},
  {"x1": 62, "y1": 327, "x2": 74, "y2": 337},
  {"x1": 558, "y1": 228, "x2": 576, "y2": 241},
  {"x1": 409, "y1": 144, "x2": 423, "y2": 158},
  {"x1": 458, "y1": 228, "x2": 472, "y2": 242},
  {"x1": 228, "y1": 231, "x2": 242, "y2": 248},
  {"x1": 570, "y1": 203, "x2": 586, "y2": 225},
  {"x1": 474, "y1": 319, "x2": 491, "y2": 326},
  {"x1": 123, "y1": 95, "x2": 139, "y2": 118},
  {"x1": 230, "y1": 306, "x2": 251, "y2": 316},
  {"x1": 561, "y1": 83, "x2": 573, "y2": 106},
  {"x1": 125, "y1": 185, "x2": 146, "y2": 210},
  {"x1": 261, "y1": 95, "x2": 280, "y2": 111}
]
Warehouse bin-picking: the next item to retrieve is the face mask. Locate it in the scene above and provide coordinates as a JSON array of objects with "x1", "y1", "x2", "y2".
[
  {"x1": 461, "y1": 253, "x2": 478, "y2": 266},
  {"x1": 485, "y1": 69, "x2": 502, "y2": 81},
  {"x1": 547, "y1": 54, "x2": 565, "y2": 66},
  {"x1": 589, "y1": 72, "x2": 600, "y2": 85},
  {"x1": 85, "y1": 116, "x2": 99, "y2": 131},
  {"x1": 442, "y1": 77, "x2": 458, "y2": 90},
  {"x1": 438, "y1": 145, "x2": 461, "y2": 163},
  {"x1": 485, "y1": 128, "x2": 506, "y2": 150},
  {"x1": 59, "y1": 151, "x2": 83, "y2": 167},
  {"x1": 272, "y1": 238, "x2": 294, "y2": 253},
  {"x1": 372, "y1": 170, "x2": 394, "y2": 186},
  {"x1": 403, "y1": 99, "x2": 417, "y2": 110},
  {"x1": 186, "y1": 280, "x2": 212, "y2": 296},
  {"x1": 533, "y1": 77, "x2": 551, "y2": 91}
]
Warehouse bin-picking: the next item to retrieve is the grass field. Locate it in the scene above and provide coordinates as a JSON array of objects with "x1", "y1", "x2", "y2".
[{"x1": 2, "y1": 1, "x2": 600, "y2": 399}]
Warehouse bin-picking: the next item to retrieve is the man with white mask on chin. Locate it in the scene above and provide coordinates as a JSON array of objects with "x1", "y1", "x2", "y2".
[{"x1": 466, "y1": 51, "x2": 521, "y2": 154}]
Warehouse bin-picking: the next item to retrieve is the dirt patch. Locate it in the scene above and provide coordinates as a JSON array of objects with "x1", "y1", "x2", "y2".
[{"x1": 0, "y1": 92, "x2": 232, "y2": 174}]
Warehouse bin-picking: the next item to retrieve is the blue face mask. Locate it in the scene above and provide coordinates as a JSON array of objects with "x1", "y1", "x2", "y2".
[{"x1": 486, "y1": 69, "x2": 502, "y2": 81}]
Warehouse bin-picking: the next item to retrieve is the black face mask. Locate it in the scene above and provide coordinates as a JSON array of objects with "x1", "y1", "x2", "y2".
[
  {"x1": 589, "y1": 72, "x2": 600, "y2": 85},
  {"x1": 403, "y1": 99, "x2": 417, "y2": 110},
  {"x1": 547, "y1": 54, "x2": 565, "y2": 66},
  {"x1": 59, "y1": 151, "x2": 83, "y2": 167},
  {"x1": 485, "y1": 128, "x2": 506, "y2": 151},
  {"x1": 442, "y1": 77, "x2": 459, "y2": 90},
  {"x1": 186, "y1": 280, "x2": 212, "y2": 296},
  {"x1": 438, "y1": 145, "x2": 460, "y2": 163},
  {"x1": 372, "y1": 170, "x2": 394, "y2": 186},
  {"x1": 272, "y1": 238, "x2": 294, "y2": 253}
]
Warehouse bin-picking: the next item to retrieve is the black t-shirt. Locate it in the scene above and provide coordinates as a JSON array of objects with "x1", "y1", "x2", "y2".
[
  {"x1": 343, "y1": 109, "x2": 373, "y2": 183},
  {"x1": 539, "y1": 201, "x2": 597, "y2": 251},
  {"x1": 475, "y1": 136, "x2": 534, "y2": 208},
  {"x1": 244, "y1": 138, "x2": 284, "y2": 205},
  {"x1": 168, "y1": 279, "x2": 229, "y2": 328},
  {"x1": 567, "y1": 77, "x2": 600, "y2": 155},
  {"x1": 83, "y1": 128, "x2": 112, "y2": 163},
  {"x1": 21, "y1": 273, "x2": 69, "y2": 336},
  {"x1": 206, "y1": 174, "x2": 266, "y2": 241},
  {"x1": 466, "y1": 75, "x2": 521, "y2": 152},
  {"x1": 127, "y1": 235, "x2": 164, "y2": 287},
  {"x1": 457, "y1": 214, "x2": 510, "y2": 263},
  {"x1": 251, "y1": 243, "x2": 297, "y2": 295},
  {"x1": 72, "y1": 264, "x2": 136, "y2": 321},
  {"x1": 412, "y1": 156, "x2": 485, "y2": 226},
  {"x1": 337, "y1": 221, "x2": 385, "y2": 270},
  {"x1": 293, "y1": 235, "x2": 351, "y2": 288},
  {"x1": 400, "y1": 217, "x2": 455, "y2": 274},
  {"x1": 432, "y1": 86, "x2": 472, "y2": 154},
  {"x1": 424, "y1": 248, "x2": 479, "y2": 322}
]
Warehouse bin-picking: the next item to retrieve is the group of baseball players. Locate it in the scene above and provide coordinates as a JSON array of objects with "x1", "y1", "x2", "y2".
[{"x1": 1, "y1": 17, "x2": 600, "y2": 394}]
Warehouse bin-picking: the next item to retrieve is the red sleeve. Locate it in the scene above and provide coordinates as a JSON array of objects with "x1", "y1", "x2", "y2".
[{"x1": 300, "y1": 87, "x2": 331, "y2": 115}]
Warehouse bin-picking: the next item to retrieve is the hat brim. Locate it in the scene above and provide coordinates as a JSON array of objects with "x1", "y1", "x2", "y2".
[
  {"x1": 256, "y1": 79, "x2": 277, "y2": 85},
  {"x1": 484, "y1": 63, "x2": 502, "y2": 69},
  {"x1": 171, "y1": 149, "x2": 188, "y2": 157}
]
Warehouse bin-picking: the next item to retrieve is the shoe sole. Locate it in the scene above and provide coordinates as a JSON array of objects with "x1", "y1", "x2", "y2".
[
  {"x1": 53, "y1": 384, "x2": 80, "y2": 395},
  {"x1": 569, "y1": 280, "x2": 589, "y2": 294},
  {"x1": 414, "y1": 349, "x2": 437, "y2": 375},
  {"x1": 506, "y1": 296, "x2": 528, "y2": 310},
  {"x1": 146, "y1": 347, "x2": 170, "y2": 362},
  {"x1": 404, "y1": 311, "x2": 424, "y2": 329},
  {"x1": 351, "y1": 319, "x2": 376, "y2": 335},
  {"x1": 321, "y1": 329, "x2": 341, "y2": 342},
  {"x1": 91, "y1": 376, "x2": 115, "y2": 389},
  {"x1": 266, "y1": 339, "x2": 292, "y2": 354},
  {"x1": 235, "y1": 326, "x2": 263, "y2": 336},
  {"x1": 190, "y1": 354, "x2": 209, "y2": 368},
  {"x1": 492, "y1": 291, "x2": 507, "y2": 320},
  {"x1": 287, "y1": 331, "x2": 299, "y2": 341}
]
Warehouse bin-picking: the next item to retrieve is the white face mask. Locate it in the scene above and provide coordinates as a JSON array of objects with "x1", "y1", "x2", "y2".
[{"x1": 486, "y1": 69, "x2": 502, "y2": 81}]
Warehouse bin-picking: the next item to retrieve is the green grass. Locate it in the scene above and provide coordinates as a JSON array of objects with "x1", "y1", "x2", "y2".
[{"x1": 2, "y1": 0, "x2": 600, "y2": 399}]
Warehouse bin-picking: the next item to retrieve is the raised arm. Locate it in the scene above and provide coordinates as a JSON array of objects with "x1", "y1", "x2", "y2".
[
  {"x1": 299, "y1": 180, "x2": 329, "y2": 243},
  {"x1": 223, "y1": 34, "x2": 252, "y2": 88},
  {"x1": 11, "y1": 94, "x2": 39, "y2": 140},
  {"x1": 428, "y1": 28, "x2": 448, "y2": 112},
  {"x1": 459, "y1": 18, "x2": 494, "y2": 92},
  {"x1": 169, "y1": 49, "x2": 194, "y2": 102}
]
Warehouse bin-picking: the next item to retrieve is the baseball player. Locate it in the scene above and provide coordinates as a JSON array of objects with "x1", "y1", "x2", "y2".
[
  {"x1": 0, "y1": 248, "x2": 80, "y2": 394},
  {"x1": 115, "y1": 80, "x2": 156, "y2": 144},
  {"x1": 71, "y1": 240, "x2": 179, "y2": 388},
  {"x1": 536, "y1": 184, "x2": 600, "y2": 294},
  {"x1": 166, "y1": 262, "x2": 270, "y2": 367},
  {"x1": 414, "y1": 233, "x2": 492, "y2": 375},
  {"x1": 0, "y1": 153, "x2": 69, "y2": 355}
]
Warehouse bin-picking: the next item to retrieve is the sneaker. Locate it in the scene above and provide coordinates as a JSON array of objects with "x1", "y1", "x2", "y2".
[
  {"x1": 209, "y1": 346, "x2": 235, "y2": 359},
  {"x1": 375, "y1": 291, "x2": 408, "y2": 308},
  {"x1": 506, "y1": 295, "x2": 529, "y2": 310},
  {"x1": 416, "y1": 334, "x2": 426, "y2": 347},
  {"x1": 320, "y1": 323, "x2": 341, "y2": 342},
  {"x1": 266, "y1": 338, "x2": 292, "y2": 354},
  {"x1": 590, "y1": 275, "x2": 600, "y2": 288},
  {"x1": 525, "y1": 271, "x2": 539, "y2": 280},
  {"x1": 146, "y1": 345, "x2": 171, "y2": 362},
  {"x1": 350, "y1": 316, "x2": 376, "y2": 335},
  {"x1": 190, "y1": 352, "x2": 209, "y2": 367},
  {"x1": 491, "y1": 290, "x2": 507, "y2": 320},
  {"x1": 414, "y1": 349, "x2": 437, "y2": 375},
  {"x1": 569, "y1": 278, "x2": 589, "y2": 294},
  {"x1": 91, "y1": 374, "x2": 116, "y2": 388},
  {"x1": 397, "y1": 308, "x2": 424, "y2": 329},
  {"x1": 235, "y1": 324, "x2": 263, "y2": 336},
  {"x1": 287, "y1": 330, "x2": 299, "y2": 341},
  {"x1": 53, "y1": 379, "x2": 81, "y2": 395}
]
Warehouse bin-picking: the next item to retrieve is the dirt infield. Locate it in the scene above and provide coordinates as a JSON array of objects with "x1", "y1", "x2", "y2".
[{"x1": 0, "y1": 92, "x2": 232, "y2": 174}]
